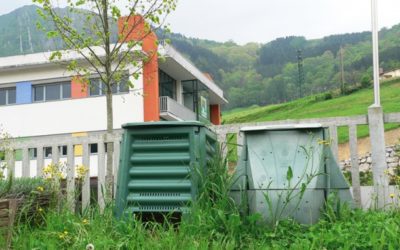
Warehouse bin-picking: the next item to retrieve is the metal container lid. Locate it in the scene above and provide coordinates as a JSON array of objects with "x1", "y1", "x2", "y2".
[
  {"x1": 122, "y1": 121, "x2": 205, "y2": 129},
  {"x1": 240, "y1": 123, "x2": 323, "y2": 132}
]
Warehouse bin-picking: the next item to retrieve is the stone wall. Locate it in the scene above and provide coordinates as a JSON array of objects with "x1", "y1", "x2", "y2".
[{"x1": 341, "y1": 145, "x2": 399, "y2": 172}]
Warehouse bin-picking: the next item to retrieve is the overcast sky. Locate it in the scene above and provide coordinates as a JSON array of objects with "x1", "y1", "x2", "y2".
[{"x1": 2, "y1": 0, "x2": 400, "y2": 44}]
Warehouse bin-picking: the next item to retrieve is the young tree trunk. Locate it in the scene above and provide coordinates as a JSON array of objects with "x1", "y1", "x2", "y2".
[
  {"x1": 105, "y1": 89, "x2": 114, "y2": 200},
  {"x1": 103, "y1": 0, "x2": 113, "y2": 200}
]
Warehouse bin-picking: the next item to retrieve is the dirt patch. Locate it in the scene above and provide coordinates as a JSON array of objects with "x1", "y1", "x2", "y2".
[{"x1": 338, "y1": 128, "x2": 400, "y2": 161}]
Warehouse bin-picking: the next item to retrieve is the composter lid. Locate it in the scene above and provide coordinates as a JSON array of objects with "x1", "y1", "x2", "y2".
[
  {"x1": 240, "y1": 123, "x2": 323, "y2": 132},
  {"x1": 122, "y1": 121, "x2": 205, "y2": 129}
]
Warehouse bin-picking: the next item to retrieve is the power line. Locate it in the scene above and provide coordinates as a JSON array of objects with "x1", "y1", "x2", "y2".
[{"x1": 297, "y1": 49, "x2": 304, "y2": 98}]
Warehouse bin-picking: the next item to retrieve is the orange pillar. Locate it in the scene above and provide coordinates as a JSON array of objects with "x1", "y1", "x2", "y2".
[
  {"x1": 118, "y1": 16, "x2": 159, "y2": 121},
  {"x1": 210, "y1": 104, "x2": 221, "y2": 125},
  {"x1": 71, "y1": 76, "x2": 88, "y2": 99}
]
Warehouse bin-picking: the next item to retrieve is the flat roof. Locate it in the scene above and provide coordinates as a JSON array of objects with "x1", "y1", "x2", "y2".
[{"x1": 159, "y1": 44, "x2": 228, "y2": 105}]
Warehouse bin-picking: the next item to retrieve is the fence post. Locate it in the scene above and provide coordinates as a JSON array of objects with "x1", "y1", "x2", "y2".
[
  {"x1": 51, "y1": 145, "x2": 59, "y2": 164},
  {"x1": 36, "y1": 146, "x2": 44, "y2": 177},
  {"x1": 82, "y1": 142, "x2": 90, "y2": 212},
  {"x1": 98, "y1": 142, "x2": 106, "y2": 213},
  {"x1": 329, "y1": 125, "x2": 339, "y2": 162},
  {"x1": 113, "y1": 139, "x2": 120, "y2": 198},
  {"x1": 368, "y1": 106, "x2": 389, "y2": 208},
  {"x1": 5, "y1": 149, "x2": 15, "y2": 178},
  {"x1": 66, "y1": 143, "x2": 75, "y2": 212},
  {"x1": 348, "y1": 124, "x2": 361, "y2": 207},
  {"x1": 237, "y1": 131, "x2": 244, "y2": 160},
  {"x1": 22, "y1": 147, "x2": 30, "y2": 177},
  {"x1": 217, "y1": 130, "x2": 228, "y2": 159}
]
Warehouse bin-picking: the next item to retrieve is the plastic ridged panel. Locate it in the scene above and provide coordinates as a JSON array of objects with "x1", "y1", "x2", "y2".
[{"x1": 115, "y1": 122, "x2": 218, "y2": 217}]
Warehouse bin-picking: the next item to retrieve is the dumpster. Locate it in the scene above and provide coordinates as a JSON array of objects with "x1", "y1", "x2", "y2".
[
  {"x1": 231, "y1": 124, "x2": 353, "y2": 224},
  {"x1": 115, "y1": 121, "x2": 217, "y2": 218}
]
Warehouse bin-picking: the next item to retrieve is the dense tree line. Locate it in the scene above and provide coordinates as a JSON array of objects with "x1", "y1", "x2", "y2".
[
  {"x1": 2, "y1": 5, "x2": 400, "y2": 110},
  {"x1": 167, "y1": 24, "x2": 400, "y2": 110}
]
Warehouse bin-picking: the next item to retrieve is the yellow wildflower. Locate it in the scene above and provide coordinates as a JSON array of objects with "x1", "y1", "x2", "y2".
[
  {"x1": 76, "y1": 165, "x2": 89, "y2": 179},
  {"x1": 384, "y1": 169, "x2": 390, "y2": 175},
  {"x1": 58, "y1": 230, "x2": 68, "y2": 239},
  {"x1": 317, "y1": 139, "x2": 331, "y2": 146},
  {"x1": 36, "y1": 186, "x2": 44, "y2": 192},
  {"x1": 57, "y1": 172, "x2": 66, "y2": 179},
  {"x1": 38, "y1": 207, "x2": 43, "y2": 212},
  {"x1": 389, "y1": 193, "x2": 395, "y2": 199},
  {"x1": 82, "y1": 219, "x2": 89, "y2": 225}
]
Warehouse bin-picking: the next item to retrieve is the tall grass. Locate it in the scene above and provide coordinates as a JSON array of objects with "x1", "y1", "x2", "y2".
[{"x1": 10, "y1": 153, "x2": 400, "y2": 249}]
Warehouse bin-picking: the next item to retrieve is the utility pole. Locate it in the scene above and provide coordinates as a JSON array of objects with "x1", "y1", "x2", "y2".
[
  {"x1": 368, "y1": 0, "x2": 388, "y2": 209},
  {"x1": 340, "y1": 46, "x2": 345, "y2": 94},
  {"x1": 26, "y1": 13, "x2": 34, "y2": 53},
  {"x1": 297, "y1": 49, "x2": 304, "y2": 98},
  {"x1": 18, "y1": 17, "x2": 23, "y2": 53}
]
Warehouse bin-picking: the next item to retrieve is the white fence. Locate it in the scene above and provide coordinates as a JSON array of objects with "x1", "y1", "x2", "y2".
[
  {"x1": 1, "y1": 130, "x2": 123, "y2": 212},
  {"x1": 2, "y1": 112, "x2": 400, "y2": 210}
]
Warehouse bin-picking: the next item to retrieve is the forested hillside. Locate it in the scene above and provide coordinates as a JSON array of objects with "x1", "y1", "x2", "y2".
[{"x1": 2, "y1": 5, "x2": 400, "y2": 110}]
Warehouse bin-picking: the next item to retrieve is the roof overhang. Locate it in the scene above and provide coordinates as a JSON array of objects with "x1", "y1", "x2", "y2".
[
  {"x1": 0, "y1": 44, "x2": 144, "y2": 72},
  {"x1": 158, "y1": 44, "x2": 228, "y2": 105}
]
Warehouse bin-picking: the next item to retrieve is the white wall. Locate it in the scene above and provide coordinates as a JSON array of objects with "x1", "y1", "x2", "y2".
[
  {"x1": 0, "y1": 65, "x2": 72, "y2": 85},
  {"x1": 0, "y1": 66, "x2": 144, "y2": 137},
  {"x1": 0, "y1": 92, "x2": 144, "y2": 137}
]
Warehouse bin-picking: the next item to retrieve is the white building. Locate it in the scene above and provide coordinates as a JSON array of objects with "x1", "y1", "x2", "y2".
[
  {"x1": 0, "y1": 18, "x2": 226, "y2": 137},
  {"x1": 0, "y1": 16, "x2": 227, "y2": 177},
  {"x1": 380, "y1": 68, "x2": 400, "y2": 80}
]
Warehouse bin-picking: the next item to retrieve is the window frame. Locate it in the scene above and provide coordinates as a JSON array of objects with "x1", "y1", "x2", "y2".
[
  {"x1": 0, "y1": 87, "x2": 17, "y2": 106},
  {"x1": 32, "y1": 81, "x2": 71, "y2": 102},
  {"x1": 88, "y1": 74, "x2": 130, "y2": 97}
]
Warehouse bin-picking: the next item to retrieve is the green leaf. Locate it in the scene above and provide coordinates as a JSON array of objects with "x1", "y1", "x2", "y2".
[
  {"x1": 300, "y1": 183, "x2": 306, "y2": 194},
  {"x1": 49, "y1": 51, "x2": 62, "y2": 61},
  {"x1": 286, "y1": 166, "x2": 293, "y2": 181},
  {"x1": 46, "y1": 30, "x2": 58, "y2": 39}
]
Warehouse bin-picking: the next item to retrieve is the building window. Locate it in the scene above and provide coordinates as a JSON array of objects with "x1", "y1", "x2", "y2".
[
  {"x1": 89, "y1": 75, "x2": 130, "y2": 96},
  {"x1": 90, "y1": 143, "x2": 98, "y2": 154},
  {"x1": 89, "y1": 78, "x2": 103, "y2": 96},
  {"x1": 59, "y1": 145, "x2": 68, "y2": 156},
  {"x1": 29, "y1": 148, "x2": 37, "y2": 160},
  {"x1": 33, "y1": 85, "x2": 44, "y2": 102},
  {"x1": 159, "y1": 70, "x2": 176, "y2": 100},
  {"x1": 33, "y1": 82, "x2": 71, "y2": 102},
  {"x1": 0, "y1": 87, "x2": 16, "y2": 106},
  {"x1": 44, "y1": 147, "x2": 52, "y2": 158}
]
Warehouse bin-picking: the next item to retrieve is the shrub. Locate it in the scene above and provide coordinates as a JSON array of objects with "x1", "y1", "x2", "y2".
[
  {"x1": 361, "y1": 74, "x2": 372, "y2": 88},
  {"x1": 314, "y1": 92, "x2": 333, "y2": 102}
]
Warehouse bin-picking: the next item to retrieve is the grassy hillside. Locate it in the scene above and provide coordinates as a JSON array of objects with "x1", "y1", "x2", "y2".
[{"x1": 223, "y1": 79, "x2": 400, "y2": 143}]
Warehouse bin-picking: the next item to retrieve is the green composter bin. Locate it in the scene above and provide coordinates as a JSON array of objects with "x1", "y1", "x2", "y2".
[
  {"x1": 115, "y1": 121, "x2": 217, "y2": 218},
  {"x1": 231, "y1": 124, "x2": 353, "y2": 224}
]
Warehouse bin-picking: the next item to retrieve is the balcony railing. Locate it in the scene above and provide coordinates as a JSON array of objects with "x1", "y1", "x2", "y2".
[{"x1": 159, "y1": 96, "x2": 196, "y2": 121}]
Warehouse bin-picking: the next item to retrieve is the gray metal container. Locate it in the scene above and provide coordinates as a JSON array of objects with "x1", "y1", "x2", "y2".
[{"x1": 231, "y1": 124, "x2": 353, "y2": 224}]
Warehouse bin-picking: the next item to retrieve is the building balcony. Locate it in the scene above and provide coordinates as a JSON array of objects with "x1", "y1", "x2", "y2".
[{"x1": 159, "y1": 96, "x2": 196, "y2": 121}]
